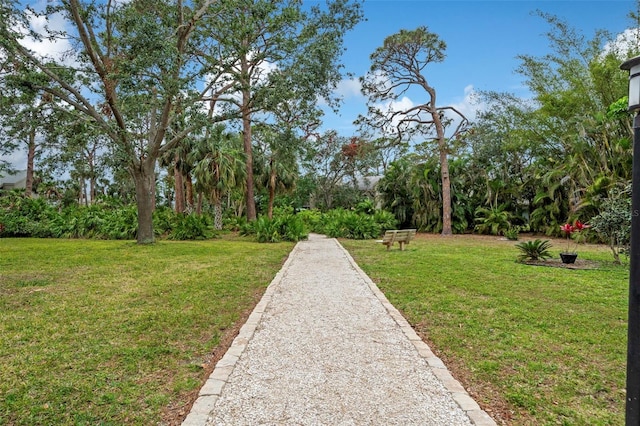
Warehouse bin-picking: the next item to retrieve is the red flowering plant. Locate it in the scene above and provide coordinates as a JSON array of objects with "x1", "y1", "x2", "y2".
[{"x1": 560, "y1": 220, "x2": 590, "y2": 254}]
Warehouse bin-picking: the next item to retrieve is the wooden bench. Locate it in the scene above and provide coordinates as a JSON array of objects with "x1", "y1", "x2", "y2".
[{"x1": 377, "y1": 229, "x2": 416, "y2": 251}]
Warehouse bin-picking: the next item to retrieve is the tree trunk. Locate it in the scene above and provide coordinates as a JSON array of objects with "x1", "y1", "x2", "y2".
[
  {"x1": 268, "y1": 164, "x2": 276, "y2": 219},
  {"x1": 241, "y1": 47, "x2": 256, "y2": 221},
  {"x1": 81, "y1": 177, "x2": 88, "y2": 206},
  {"x1": 25, "y1": 128, "x2": 36, "y2": 197},
  {"x1": 242, "y1": 90, "x2": 256, "y2": 221},
  {"x1": 214, "y1": 198, "x2": 223, "y2": 230},
  {"x1": 88, "y1": 151, "x2": 96, "y2": 204},
  {"x1": 174, "y1": 161, "x2": 185, "y2": 213},
  {"x1": 89, "y1": 177, "x2": 96, "y2": 204},
  {"x1": 132, "y1": 159, "x2": 156, "y2": 244},
  {"x1": 185, "y1": 173, "x2": 194, "y2": 212},
  {"x1": 196, "y1": 192, "x2": 203, "y2": 215},
  {"x1": 432, "y1": 108, "x2": 452, "y2": 236}
]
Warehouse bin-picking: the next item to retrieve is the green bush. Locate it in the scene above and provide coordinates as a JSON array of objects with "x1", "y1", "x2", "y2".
[
  {"x1": 504, "y1": 226, "x2": 520, "y2": 241},
  {"x1": 253, "y1": 214, "x2": 308, "y2": 243},
  {"x1": 373, "y1": 209, "x2": 398, "y2": 232},
  {"x1": 279, "y1": 215, "x2": 307, "y2": 242},
  {"x1": 153, "y1": 207, "x2": 175, "y2": 237},
  {"x1": 0, "y1": 193, "x2": 222, "y2": 241},
  {"x1": 254, "y1": 217, "x2": 281, "y2": 242},
  {"x1": 474, "y1": 205, "x2": 512, "y2": 235},
  {"x1": 102, "y1": 205, "x2": 138, "y2": 239},
  {"x1": 296, "y1": 209, "x2": 325, "y2": 233},
  {"x1": 0, "y1": 195, "x2": 58, "y2": 238},
  {"x1": 354, "y1": 199, "x2": 376, "y2": 215},
  {"x1": 590, "y1": 186, "x2": 631, "y2": 264},
  {"x1": 65, "y1": 205, "x2": 107, "y2": 238},
  {"x1": 223, "y1": 215, "x2": 247, "y2": 232},
  {"x1": 0, "y1": 193, "x2": 397, "y2": 243},
  {"x1": 303, "y1": 207, "x2": 397, "y2": 240},
  {"x1": 167, "y1": 213, "x2": 215, "y2": 240},
  {"x1": 323, "y1": 209, "x2": 381, "y2": 240}
]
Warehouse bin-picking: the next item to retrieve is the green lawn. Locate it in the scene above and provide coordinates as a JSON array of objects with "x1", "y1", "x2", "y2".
[
  {"x1": 1, "y1": 234, "x2": 628, "y2": 425},
  {"x1": 0, "y1": 236, "x2": 294, "y2": 425},
  {"x1": 341, "y1": 234, "x2": 628, "y2": 425}
]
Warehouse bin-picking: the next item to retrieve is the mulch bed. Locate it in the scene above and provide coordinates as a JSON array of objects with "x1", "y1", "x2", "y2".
[{"x1": 521, "y1": 258, "x2": 599, "y2": 270}]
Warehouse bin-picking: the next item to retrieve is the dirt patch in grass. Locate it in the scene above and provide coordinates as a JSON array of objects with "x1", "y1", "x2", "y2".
[{"x1": 521, "y1": 258, "x2": 600, "y2": 270}]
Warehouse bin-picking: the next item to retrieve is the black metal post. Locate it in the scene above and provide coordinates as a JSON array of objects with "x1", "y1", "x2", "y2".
[{"x1": 627, "y1": 112, "x2": 640, "y2": 425}]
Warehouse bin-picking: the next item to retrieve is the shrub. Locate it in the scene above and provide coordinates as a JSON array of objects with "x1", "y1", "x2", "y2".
[
  {"x1": 254, "y1": 217, "x2": 281, "y2": 243},
  {"x1": 153, "y1": 207, "x2": 175, "y2": 237},
  {"x1": 323, "y1": 209, "x2": 381, "y2": 240},
  {"x1": 515, "y1": 239, "x2": 553, "y2": 262},
  {"x1": 296, "y1": 209, "x2": 325, "y2": 233},
  {"x1": 590, "y1": 186, "x2": 631, "y2": 264},
  {"x1": 373, "y1": 209, "x2": 398, "y2": 232},
  {"x1": 0, "y1": 195, "x2": 58, "y2": 237},
  {"x1": 223, "y1": 215, "x2": 247, "y2": 232},
  {"x1": 102, "y1": 205, "x2": 138, "y2": 239},
  {"x1": 504, "y1": 226, "x2": 520, "y2": 241},
  {"x1": 354, "y1": 199, "x2": 376, "y2": 215},
  {"x1": 253, "y1": 214, "x2": 308, "y2": 243},
  {"x1": 279, "y1": 215, "x2": 307, "y2": 242},
  {"x1": 167, "y1": 213, "x2": 215, "y2": 240},
  {"x1": 474, "y1": 205, "x2": 512, "y2": 236}
]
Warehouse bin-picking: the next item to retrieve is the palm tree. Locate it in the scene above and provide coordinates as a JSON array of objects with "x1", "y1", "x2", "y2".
[
  {"x1": 160, "y1": 137, "x2": 197, "y2": 214},
  {"x1": 193, "y1": 126, "x2": 246, "y2": 230},
  {"x1": 254, "y1": 129, "x2": 299, "y2": 219}
]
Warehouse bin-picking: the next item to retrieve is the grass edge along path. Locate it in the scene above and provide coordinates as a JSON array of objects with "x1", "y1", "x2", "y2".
[
  {"x1": 0, "y1": 236, "x2": 294, "y2": 426},
  {"x1": 341, "y1": 234, "x2": 628, "y2": 426}
]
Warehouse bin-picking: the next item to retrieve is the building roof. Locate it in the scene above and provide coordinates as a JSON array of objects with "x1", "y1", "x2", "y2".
[
  {"x1": 355, "y1": 175, "x2": 383, "y2": 191},
  {"x1": 0, "y1": 170, "x2": 28, "y2": 189}
]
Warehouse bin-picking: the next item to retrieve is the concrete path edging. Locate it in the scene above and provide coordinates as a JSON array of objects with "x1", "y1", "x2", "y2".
[
  {"x1": 181, "y1": 242, "x2": 302, "y2": 426},
  {"x1": 339, "y1": 242, "x2": 497, "y2": 426}
]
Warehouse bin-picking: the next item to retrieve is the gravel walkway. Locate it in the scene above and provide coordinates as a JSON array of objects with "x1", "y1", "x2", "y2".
[{"x1": 182, "y1": 234, "x2": 496, "y2": 426}]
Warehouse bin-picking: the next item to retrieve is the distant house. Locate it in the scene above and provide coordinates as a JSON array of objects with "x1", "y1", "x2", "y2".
[
  {"x1": 0, "y1": 170, "x2": 27, "y2": 191},
  {"x1": 355, "y1": 175, "x2": 383, "y2": 209},
  {"x1": 355, "y1": 175, "x2": 382, "y2": 192}
]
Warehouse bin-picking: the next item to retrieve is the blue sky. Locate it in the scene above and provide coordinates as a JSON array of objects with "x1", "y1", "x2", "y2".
[{"x1": 322, "y1": 0, "x2": 637, "y2": 136}]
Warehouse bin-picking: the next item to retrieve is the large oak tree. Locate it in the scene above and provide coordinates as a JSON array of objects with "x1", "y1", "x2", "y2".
[
  {"x1": 1, "y1": 0, "x2": 229, "y2": 243},
  {"x1": 1, "y1": 0, "x2": 362, "y2": 239},
  {"x1": 206, "y1": 0, "x2": 363, "y2": 220}
]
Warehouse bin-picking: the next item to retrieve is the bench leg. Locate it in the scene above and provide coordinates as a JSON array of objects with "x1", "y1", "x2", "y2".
[{"x1": 399, "y1": 242, "x2": 405, "y2": 251}]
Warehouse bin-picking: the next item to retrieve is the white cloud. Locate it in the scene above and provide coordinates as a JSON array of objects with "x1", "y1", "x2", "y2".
[
  {"x1": 318, "y1": 77, "x2": 363, "y2": 107},
  {"x1": 367, "y1": 86, "x2": 482, "y2": 139},
  {"x1": 448, "y1": 84, "x2": 483, "y2": 123},
  {"x1": 382, "y1": 95, "x2": 415, "y2": 114},
  {"x1": 602, "y1": 28, "x2": 640, "y2": 60},
  {"x1": 19, "y1": 7, "x2": 75, "y2": 65},
  {"x1": 335, "y1": 78, "x2": 362, "y2": 100},
  {"x1": 368, "y1": 96, "x2": 417, "y2": 136},
  {"x1": 5, "y1": 150, "x2": 27, "y2": 171}
]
